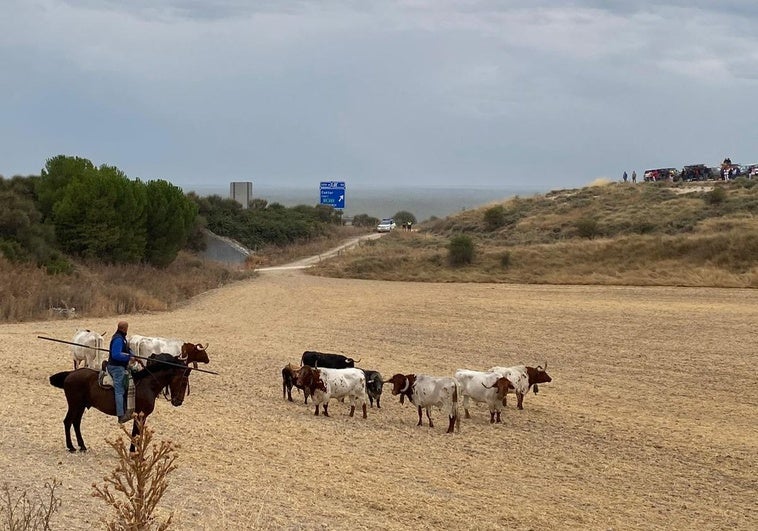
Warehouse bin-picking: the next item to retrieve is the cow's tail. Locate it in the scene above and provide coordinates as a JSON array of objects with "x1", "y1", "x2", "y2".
[
  {"x1": 49, "y1": 371, "x2": 71, "y2": 389},
  {"x1": 453, "y1": 379, "x2": 462, "y2": 433}
]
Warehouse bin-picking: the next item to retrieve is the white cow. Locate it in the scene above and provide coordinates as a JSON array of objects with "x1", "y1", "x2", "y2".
[
  {"x1": 385, "y1": 373, "x2": 461, "y2": 433},
  {"x1": 489, "y1": 364, "x2": 552, "y2": 410},
  {"x1": 454, "y1": 369, "x2": 514, "y2": 423},
  {"x1": 71, "y1": 329, "x2": 106, "y2": 369},
  {"x1": 296, "y1": 366, "x2": 368, "y2": 418},
  {"x1": 127, "y1": 335, "x2": 183, "y2": 359}
]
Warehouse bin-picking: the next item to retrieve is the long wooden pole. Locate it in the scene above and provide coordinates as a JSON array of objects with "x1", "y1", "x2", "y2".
[{"x1": 37, "y1": 335, "x2": 220, "y2": 375}]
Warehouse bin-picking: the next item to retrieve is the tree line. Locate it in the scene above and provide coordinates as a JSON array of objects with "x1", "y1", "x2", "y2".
[{"x1": 0, "y1": 155, "x2": 345, "y2": 273}]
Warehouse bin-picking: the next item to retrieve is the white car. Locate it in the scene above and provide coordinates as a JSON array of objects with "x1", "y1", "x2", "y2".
[{"x1": 376, "y1": 218, "x2": 396, "y2": 232}]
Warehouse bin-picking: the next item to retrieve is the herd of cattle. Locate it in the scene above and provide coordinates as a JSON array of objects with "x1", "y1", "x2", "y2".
[
  {"x1": 69, "y1": 329, "x2": 210, "y2": 370},
  {"x1": 283, "y1": 351, "x2": 552, "y2": 434},
  {"x1": 68, "y1": 330, "x2": 551, "y2": 434}
]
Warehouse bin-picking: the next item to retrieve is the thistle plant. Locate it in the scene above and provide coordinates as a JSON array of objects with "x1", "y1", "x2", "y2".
[{"x1": 92, "y1": 414, "x2": 179, "y2": 531}]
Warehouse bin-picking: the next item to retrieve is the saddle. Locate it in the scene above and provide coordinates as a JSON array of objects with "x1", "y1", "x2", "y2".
[
  {"x1": 98, "y1": 361, "x2": 113, "y2": 388},
  {"x1": 99, "y1": 361, "x2": 136, "y2": 417}
]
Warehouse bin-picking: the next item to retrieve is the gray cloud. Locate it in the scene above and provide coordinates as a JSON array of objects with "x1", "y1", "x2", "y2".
[{"x1": 1, "y1": 0, "x2": 756, "y2": 190}]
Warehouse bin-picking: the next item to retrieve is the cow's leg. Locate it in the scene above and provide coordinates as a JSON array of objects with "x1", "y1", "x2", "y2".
[
  {"x1": 517, "y1": 392, "x2": 524, "y2": 410},
  {"x1": 463, "y1": 395, "x2": 471, "y2": 419},
  {"x1": 416, "y1": 406, "x2": 423, "y2": 426},
  {"x1": 322, "y1": 403, "x2": 329, "y2": 417},
  {"x1": 489, "y1": 411, "x2": 496, "y2": 424},
  {"x1": 495, "y1": 410, "x2": 502, "y2": 424},
  {"x1": 376, "y1": 395, "x2": 381, "y2": 409},
  {"x1": 447, "y1": 415, "x2": 456, "y2": 433},
  {"x1": 368, "y1": 395, "x2": 374, "y2": 408},
  {"x1": 426, "y1": 408, "x2": 434, "y2": 428},
  {"x1": 287, "y1": 386, "x2": 293, "y2": 402},
  {"x1": 362, "y1": 403, "x2": 367, "y2": 419},
  {"x1": 349, "y1": 405, "x2": 355, "y2": 417},
  {"x1": 314, "y1": 404, "x2": 320, "y2": 416}
]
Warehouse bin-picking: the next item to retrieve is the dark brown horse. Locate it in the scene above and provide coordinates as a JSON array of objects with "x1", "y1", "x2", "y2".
[{"x1": 49, "y1": 354, "x2": 191, "y2": 453}]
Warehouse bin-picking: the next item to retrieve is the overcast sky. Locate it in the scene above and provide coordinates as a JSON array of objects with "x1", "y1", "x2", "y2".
[{"x1": 1, "y1": 1, "x2": 756, "y2": 193}]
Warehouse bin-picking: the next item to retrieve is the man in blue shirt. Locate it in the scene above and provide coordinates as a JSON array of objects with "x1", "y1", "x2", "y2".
[{"x1": 108, "y1": 321, "x2": 135, "y2": 423}]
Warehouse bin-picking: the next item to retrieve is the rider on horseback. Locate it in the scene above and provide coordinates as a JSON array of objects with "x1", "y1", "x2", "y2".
[{"x1": 108, "y1": 321, "x2": 135, "y2": 423}]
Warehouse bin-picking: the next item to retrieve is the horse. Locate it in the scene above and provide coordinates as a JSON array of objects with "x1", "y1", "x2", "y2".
[{"x1": 49, "y1": 353, "x2": 191, "y2": 453}]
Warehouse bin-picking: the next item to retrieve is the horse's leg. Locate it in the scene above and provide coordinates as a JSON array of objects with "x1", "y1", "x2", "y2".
[
  {"x1": 71, "y1": 408, "x2": 87, "y2": 452},
  {"x1": 129, "y1": 419, "x2": 140, "y2": 453},
  {"x1": 63, "y1": 410, "x2": 76, "y2": 452}
]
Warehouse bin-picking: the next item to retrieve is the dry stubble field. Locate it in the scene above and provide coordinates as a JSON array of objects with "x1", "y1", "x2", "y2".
[{"x1": 1, "y1": 269, "x2": 756, "y2": 530}]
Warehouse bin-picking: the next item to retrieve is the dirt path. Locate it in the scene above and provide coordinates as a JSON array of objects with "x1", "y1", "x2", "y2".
[
  {"x1": 256, "y1": 233, "x2": 384, "y2": 271},
  {"x1": 1, "y1": 266, "x2": 756, "y2": 529}
]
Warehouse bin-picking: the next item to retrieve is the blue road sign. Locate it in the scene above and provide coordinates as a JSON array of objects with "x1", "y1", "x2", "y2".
[{"x1": 320, "y1": 181, "x2": 346, "y2": 209}]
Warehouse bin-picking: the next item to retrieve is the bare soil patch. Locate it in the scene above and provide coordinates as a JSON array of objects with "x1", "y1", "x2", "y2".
[{"x1": 1, "y1": 272, "x2": 756, "y2": 530}]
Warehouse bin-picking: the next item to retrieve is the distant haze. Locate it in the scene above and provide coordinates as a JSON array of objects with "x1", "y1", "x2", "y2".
[{"x1": 189, "y1": 184, "x2": 545, "y2": 222}]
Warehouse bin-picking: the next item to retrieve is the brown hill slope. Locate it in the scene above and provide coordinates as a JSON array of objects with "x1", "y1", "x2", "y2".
[{"x1": 309, "y1": 180, "x2": 758, "y2": 287}]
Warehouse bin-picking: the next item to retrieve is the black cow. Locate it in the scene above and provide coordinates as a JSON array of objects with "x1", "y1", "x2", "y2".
[
  {"x1": 282, "y1": 363, "x2": 309, "y2": 404},
  {"x1": 300, "y1": 351, "x2": 359, "y2": 369},
  {"x1": 358, "y1": 368, "x2": 384, "y2": 408}
]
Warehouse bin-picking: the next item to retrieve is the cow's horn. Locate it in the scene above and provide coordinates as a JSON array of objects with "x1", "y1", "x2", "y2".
[
  {"x1": 543, "y1": 361, "x2": 548, "y2": 371},
  {"x1": 400, "y1": 378, "x2": 410, "y2": 394},
  {"x1": 354, "y1": 358, "x2": 362, "y2": 364},
  {"x1": 197, "y1": 342, "x2": 208, "y2": 350},
  {"x1": 481, "y1": 382, "x2": 496, "y2": 389}
]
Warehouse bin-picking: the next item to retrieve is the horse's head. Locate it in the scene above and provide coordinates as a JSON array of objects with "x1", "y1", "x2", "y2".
[
  {"x1": 146, "y1": 353, "x2": 192, "y2": 406},
  {"x1": 168, "y1": 360, "x2": 192, "y2": 406}
]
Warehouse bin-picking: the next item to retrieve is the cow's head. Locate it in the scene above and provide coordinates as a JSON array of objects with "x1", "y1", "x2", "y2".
[
  {"x1": 482, "y1": 377, "x2": 515, "y2": 400},
  {"x1": 181, "y1": 343, "x2": 210, "y2": 365},
  {"x1": 385, "y1": 374, "x2": 415, "y2": 404},
  {"x1": 297, "y1": 365, "x2": 326, "y2": 394},
  {"x1": 345, "y1": 357, "x2": 360, "y2": 368},
  {"x1": 526, "y1": 363, "x2": 552, "y2": 393}
]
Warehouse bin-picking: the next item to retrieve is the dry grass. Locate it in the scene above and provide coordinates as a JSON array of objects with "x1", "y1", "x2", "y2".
[
  {"x1": 0, "y1": 252, "x2": 253, "y2": 323},
  {"x1": 308, "y1": 181, "x2": 758, "y2": 288},
  {"x1": 2, "y1": 269, "x2": 756, "y2": 530}
]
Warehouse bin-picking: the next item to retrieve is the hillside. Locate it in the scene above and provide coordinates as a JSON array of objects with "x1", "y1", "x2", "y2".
[{"x1": 308, "y1": 179, "x2": 758, "y2": 288}]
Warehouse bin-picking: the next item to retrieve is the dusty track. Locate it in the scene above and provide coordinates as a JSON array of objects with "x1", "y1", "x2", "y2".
[{"x1": 1, "y1": 268, "x2": 756, "y2": 529}]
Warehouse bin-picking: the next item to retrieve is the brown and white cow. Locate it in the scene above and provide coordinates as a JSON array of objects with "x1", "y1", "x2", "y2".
[
  {"x1": 296, "y1": 365, "x2": 368, "y2": 419},
  {"x1": 385, "y1": 373, "x2": 461, "y2": 433},
  {"x1": 489, "y1": 363, "x2": 552, "y2": 410},
  {"x1": 454, "y1": 369, "x2": 515, "y2": 423}
]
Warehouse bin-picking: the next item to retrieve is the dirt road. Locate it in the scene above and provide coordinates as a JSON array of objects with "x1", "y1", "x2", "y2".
[{"x1": 1, "y1": 266, "x2": 756, "y2": 529}]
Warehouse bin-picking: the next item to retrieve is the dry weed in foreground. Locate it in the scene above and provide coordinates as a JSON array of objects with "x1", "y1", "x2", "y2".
[
  {"x1": 0, "y1": 479, "x2": 62, "y2": 531},
  {"x1": 92, "y1": 415, "x2": 179, "y2": 531}
]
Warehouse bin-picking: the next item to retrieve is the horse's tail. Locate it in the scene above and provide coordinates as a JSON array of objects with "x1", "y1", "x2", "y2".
[{"x1": 49, "y1": 371, "x2": 71, "y2": 389}]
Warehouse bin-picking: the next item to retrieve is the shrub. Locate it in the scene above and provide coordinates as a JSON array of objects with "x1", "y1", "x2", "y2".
[
  {"x1": 483, "y1": 205, "x2": 506, "y2": 231},
  {"x1": 448, "y1": 235, "x2": 475, "y2": 266},
  {"x1": 92, "y1": 414, "x2": 178, "y2": 531},
  {"x1": 0, "y1": 479, "x2": 62, "y2": 530},
  {"x1": 500, "y1": 251, "x2": 511, "y2": 268},
  {"x1": 393, "y1": 211, "x2": 417, "y2": 227},
  {"x1": 576, "y1": 217, "x2": 600, "y2": 239},
  {"x1": 705, "y1": 187, "x2": 727, "y2": 205}
]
